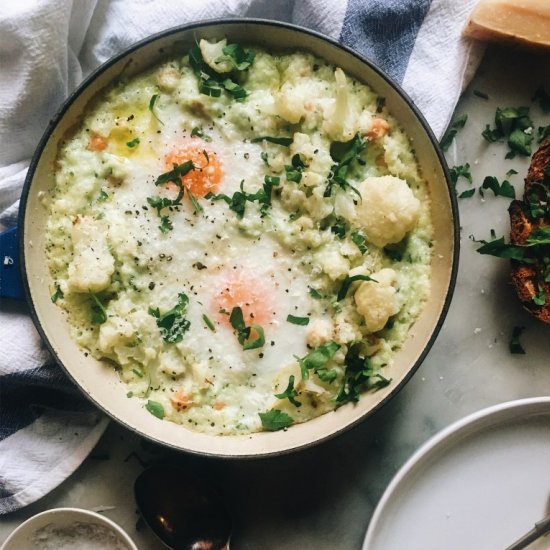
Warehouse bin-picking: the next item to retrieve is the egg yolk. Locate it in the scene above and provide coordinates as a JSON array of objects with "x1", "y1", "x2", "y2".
[
  {"x1": 214, "y1": 269, "x2": 275, "y2": 328},
  {"x1": 164, "y1": 142, "x2": 222, "y2": 197}
]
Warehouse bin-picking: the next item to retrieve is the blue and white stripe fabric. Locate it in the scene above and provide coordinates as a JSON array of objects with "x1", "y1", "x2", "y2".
[{"x1": 0, "y1": 0, "x2": 482, "y2": 513}]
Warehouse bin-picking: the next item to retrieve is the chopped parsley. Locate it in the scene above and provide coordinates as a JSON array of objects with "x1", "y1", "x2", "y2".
[
  {"x1": 97, "y1": 188, "x2": 109, "y2": 202},
  {"x1": 337, "y1": 274, "x2": 377, "y2": 301},
  {"x1": 148, "y1": 94, "x2": 163, "y2": 124},
  {"x1": 324, "y1": 133, "x2": 365, "y2": 198},
  {"x1": 126, "y1": 138, "x2": 140, "y2": 148},
  {"x1": 458, "y1": 188, "x2": 476, "y2": 199},
  {"x1": 229, "y1": 306, "x2": 265, "y2": 350},
  {"x1": 475, "y1": 235, "x2": 534, "y2": 262},
  {"x1": 330, "y1": 217, "x2": 347, "y2": 240},
  {"x1": 336, "y1": 343, "x2": 391, "y2": 405},
  {"x1": 449, "y1": 163, "x2": 472, "y2": 187},
  {"x1": 189, "y1": 42, "x2": 254, "y2": 101},
  {"x1": 296, "y1": 341, "x2": 340, "y2": 382},
  {"x1": 90, "y1": 293, "x2": 108, "y2": 324},
  {"x1": 533, "y1": 285, "x2": 547, "y2": 306},
  {"x1": 149, "y1": 293, "x2": 191, "y2": 344},
  {"x1": 286, "y1": 314, "x2": 310, "y2": 326},
  {"x1": 509, "y1": 326, "x2": 526, "y2": 354},
  {"x1": 51, "y1": 286, "x2": 64, "y2": 303},
  {"x1": 308, "y1": 287, "x2": 323, "y2": 299},
  {"x1": 479, "y1": 175, "x2": 516, "y2": 199},
  {"x1": 145, "y1": 400, "x2": 165, "y2": 419},
  {"x1": 351, "y1": 231, "x2": 368, "y2": 254},
  {"x1": 285, "y1": 153, "x2": 307, "y2": 183},
  {"x1": 440, "y1": 114, "x2": 467, "y2": 151},
  {"x1": 259, "y1": 409, "x2": 294, "y2": 431},
  {"x1": 274, "y1": 375, "x2": 302, "y2": 407},
  {"x1": 481, "y1": 106, "x2": 534, "y2": 158}
]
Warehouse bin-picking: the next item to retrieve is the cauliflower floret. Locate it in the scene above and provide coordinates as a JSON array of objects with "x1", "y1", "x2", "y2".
[
  {"x1": 307, "y1": 319, "x2": 333, "y2": 348},
  {"x1": 322, "y1": 68, "x2": 357, "y2": 142},
  {"x1": 318, "y1": 248, "x2": 350, "y2": 281},
  {"x1": 274, "y1": 81, "x2": 307, "y2": 123},
  {"x1": 157, "y1": 64, "x2": 181, "y2": 92},
  {"x1": 199, "y1": 39, "x2": 233, "y2": 73},
  {"x1": 354, "y1": 268, "x2": 400, "y2": 332},
  {"x1": 356, "y1": 175, "x2": 420, "y2": 247},
  {"x1": 67, "y1": 216, "x2": 114, "y2": 293}
]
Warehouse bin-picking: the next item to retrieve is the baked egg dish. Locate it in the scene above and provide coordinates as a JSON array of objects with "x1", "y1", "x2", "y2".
[{"x1": 45, "y1": 38, "x2": 433, "y2": 435}]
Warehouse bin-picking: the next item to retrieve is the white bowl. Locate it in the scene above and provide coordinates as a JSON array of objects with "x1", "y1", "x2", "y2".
[{"x1": 1, "y1": 508, "x2": 137, "y2": 550}]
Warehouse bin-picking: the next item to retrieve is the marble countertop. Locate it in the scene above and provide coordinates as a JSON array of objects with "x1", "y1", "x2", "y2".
[{"x1": 2, "y1": 44, "x2": 550, "y2": 550}]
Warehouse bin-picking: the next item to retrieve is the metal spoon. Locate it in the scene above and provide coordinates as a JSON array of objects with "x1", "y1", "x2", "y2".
[{"x1": 134, "y1": 464, "x2": 232, "y2": 550}]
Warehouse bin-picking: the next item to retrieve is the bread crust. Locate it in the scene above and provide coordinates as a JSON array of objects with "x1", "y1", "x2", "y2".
[{"x1": 508, "y1": 139, "x2": 550, "y2": 322}]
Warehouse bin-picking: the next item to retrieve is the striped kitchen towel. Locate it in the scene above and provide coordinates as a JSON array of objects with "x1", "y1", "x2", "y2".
[{"x1": 0, "y1": 0, "x2": 483, "y2": 514}]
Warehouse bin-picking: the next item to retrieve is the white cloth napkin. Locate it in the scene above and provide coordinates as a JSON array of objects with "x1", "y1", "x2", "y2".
[{"x1": 0, "y1": 0, "x2": 484, "y2": 514}]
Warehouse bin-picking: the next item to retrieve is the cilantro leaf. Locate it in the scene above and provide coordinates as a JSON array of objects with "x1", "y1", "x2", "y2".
[
  {"x1": 191, "y1": 127, "x2": 212, "y2": 142},
  {"x1": 480, "y1": 176, "x2": 516, "y2": 199},
  {"x1": 251, "y1": 136, "x2": 293, "y2": 146},
  {"x1": 149, "y1": 293, "x2": 191, "y2": 344},
  {"x1": 459, "y1": 188, "x2": 476, "y2": 199},
  {"x1": 126, "y1": 138, "x2": 140, "y2": 148},
  {"x1": 97, "y1": 188, "x2": 109, "y2": 202},
  {"x1": 449, "y1": 164, "x2": 472, "y2": 186},
  {"x1": 148, "y1": 94, "x2": 163, "y2": 124},
  {"x1": 483, "y1": 106, "x2": 534, "y2": 157},
  {"x1": 475, "y1": 236, "x2": 534, "y2": 262},
  {"x1": 90, "y1": 293, "x2": 108, "y2": 324},
  {"x1": 219, "y1": 43, "x2": 256, "y2": 71},
  {"x1": 533, "y1": 286, "x2": 547, "y2": 306},
  {"x1": 440, "y1": 114, "x2": 467, "y2": 151},
  {"x1": 325, "y1": 134, "x2": 365, "y2": 198},
  {"x1": 351, "y1": 232, "x2": 368, "y2": 254},
  {"x1": 274, "y1": 375, "x2": 302, "y2": 407},
  {"x1": 259, "y1": 409, "x2": 294, "y2": 431},
  {"x1": 308, "y1": 287, "x2": 323, "y2": 299}
]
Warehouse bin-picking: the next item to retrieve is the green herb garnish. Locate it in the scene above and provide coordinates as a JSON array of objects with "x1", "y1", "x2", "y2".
[
  {"x1": 217, "y1": 43, "x2": 256, "y2": 71},
  {"x1": 440, "y1": 114, "x2": 467, "y2": 151},
  {"x1": 337, "y1": 274, "x2": 377, "y2": 301},
  {"x1": 259, "y1": 409, "x2": 294, "y2": 431},
  {"x1": 274, "y1": 375, "x2": 302, "y2": 407},
  {"x1": 126, "y1": 138, "x2": 140, "y2": 148},
  {"x1": 251, "y1": 136, "x2": 293, "y2": 146},
  {"x1": 308, "y1": 287, "x2": 323, "y2": 299},
  {"x1": 148, "y1": 94, "x2": 163, "y2": 124},
  {"x1": 459, "y1": 188, "x2": 476, "y2": 199},
  {"x1": 149, "y1": 293, "x2": 191, "y2": 344},
  {"x1": 330, "y1": 217, "x2": 347, "y2": 239},
  {"x1": 482, "y1": 106, "x2": 534, "y2": 158},
  {"x1": 229, "y1": 306, "x2": 265, "y2": 350},
  {"x1": 510, "y1": 326, "x2": 526, "y2": 354},
  {"x1": 202, "y1": 313, "x2": 216, "y2": 331},
  {"x1": 324, "y1": 133, "x2": 365, "y2": 198},
  {"x1": 51, "y1": 286, "x2": 64, "y2": 303},
  {"x1": 97, "y1": 188, "x2": 109, "y2": 202},
  {"x1": 190, "y1": 127, "x2": 212, "y2": 142},
  {"x1": 336, "y1": 343, "x2": 391, "y2": 405},
  {"x1": 90, "y1": 293, "x2": 108, "y2": 324},
  {"x1": 286, "y1": 314, "x2": 310, "y2": 326},
  {"x1": 479, "y1": 175, "x2": 516, "y2": 199},
  {"x1": 533, "y1": 285, "x2": 547, "y2": 306},
  {"x1": 146, "y1": 400, "x2": 165, "y2": 419},
  {"x1": 296, "y1": 341, "x2": 340, "y2": 381},
  {"x1": 449, "y1": 163, "x2": 472, "y2": 187},
  {"x1": 351, "y1": 231, "x2": 368, "y2": 254}
]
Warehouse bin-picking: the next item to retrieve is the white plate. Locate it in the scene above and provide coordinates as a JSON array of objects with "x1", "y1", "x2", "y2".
[{"x1": 364, "y1": 397, "x2": 550, "y2": 550}]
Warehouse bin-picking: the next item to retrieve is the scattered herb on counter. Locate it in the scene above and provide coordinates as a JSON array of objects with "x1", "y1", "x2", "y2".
[
  {"x1": 336, "y1": 343, "x2": 391, "y2": 405},
  {"x1": 251, "y1": 136, "x2": 293, "y2": 146},
  {"x1": 509, "y1": 326, "x2": 526, "y2": 354},
  {"x1": 149, "y1": 292, "x2": 191, "y2": 344},
  {"x1": 440, "y1": 114, "x2": 468, "y2": 151},
  {"x1": 473, "y1": 90, "x2": 489, "y2": 100},
  {"x1": 126, "y1": 138, "x2": 140, "y2": 148},
  {"x1": 296, "y1": 341, "x2": 340, "y2": 381},
  {"x1": 146, "y1": 400, "x2": 165, "y2": 419},
  {"x1": 51, "y1": 286, "x2": 64, "y2": 303},
  {"x1": 479, "y1": 175, "x2": 516, "y2": 199},
  {"x1": 274, "y1": 375, "x2": 302, "y2": 407},
  {"x1": 337, "y1": 274, "x2": 377, "y2": 301},
  {"x1": 286, "y1": 314, "x2": 310, "y2": 326},
  {"x1": 532, "y1": 86, "x2": 550, "y2": 112},
  {"x1": 229, "y1": 306, "x2": 265, "y2": 350},
  {"x1": 459, "y1": 188, "x2": 476, "y2": 199},
  {"x1": 533, "y1": 285, "x2": 547, "y2": 306},
  {"x1": 474, "y1": 234, "x2": 534, "y2": 262},
  {"x1": 202, "y1": 313, "x2": 216, "y2": 331},
  {"x1": 259, "y1": 409, "x2": 294, "y2": 431},
  {"x1": 481, "y1": 106, "x2": 534, "y2": 158},
  {"x1": 450, "y1": 163, "x2": 473, "y2": 186},
  {"x1": 191, "y1": 127, "x2": 212, "y2": 142}
]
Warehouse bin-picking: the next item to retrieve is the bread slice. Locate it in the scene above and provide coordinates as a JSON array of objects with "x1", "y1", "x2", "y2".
[{"x1": 508, "y1": 139, "x2": 550, "y2": 322}]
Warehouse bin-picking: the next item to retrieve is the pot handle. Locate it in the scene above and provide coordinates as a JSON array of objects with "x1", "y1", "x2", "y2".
[{"x1": 0, "y1": 227, "x2": 24, "y2": 300}]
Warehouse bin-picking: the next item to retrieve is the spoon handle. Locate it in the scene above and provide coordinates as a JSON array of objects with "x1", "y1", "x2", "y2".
[{"x1": 505, "y1": 514, "x2": 550, "y2": 550}]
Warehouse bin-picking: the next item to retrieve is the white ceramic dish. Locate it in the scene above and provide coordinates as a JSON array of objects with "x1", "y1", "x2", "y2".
[
  {"x1": 20, "y1": 19, "x2": 458, "y2": 457},
  {"x1": 363, "y1": 397, "x2": 550, "y2": 550},
  {"x1": 0, "y1": 507, "x2": 137, "y2": 550}
]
